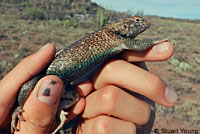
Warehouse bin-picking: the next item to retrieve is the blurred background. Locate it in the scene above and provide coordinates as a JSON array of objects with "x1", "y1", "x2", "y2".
[
  {"x1": 0, "y1": 0, "x2": 199, "y2": 133},
  {"x1": 92, "y1": 0, "x2": 200, "y2": 19}
]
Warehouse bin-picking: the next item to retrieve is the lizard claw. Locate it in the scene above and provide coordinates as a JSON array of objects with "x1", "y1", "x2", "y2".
[{"x1": 11, "y1": 106, "x2": 24, "y2": 133}]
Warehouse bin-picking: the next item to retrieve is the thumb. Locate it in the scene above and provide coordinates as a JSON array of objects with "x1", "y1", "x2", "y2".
[{"x1": 15, "y1": 75, "x2": 63, "y2": 134}]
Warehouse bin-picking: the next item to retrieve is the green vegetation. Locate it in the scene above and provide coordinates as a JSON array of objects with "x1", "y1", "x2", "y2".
[
  {"x1": 0, "y1": 60, "x2": 12, "y2": 77},
  {"x1": 97, "y1": 9, "x2": 111, "y2": 27},
  {"x1": 169, "y1": 58, "x2": 180, "y2": 66},
  {"x1": 179, "y1": 62, "x2": 192, "y2": 71},
  {"x1": 169, "y1": 58, "x2": 192, "y2": 72},
  {"x1": 195, "y1": 57, "x2": 200, "y2": 64},
  {"x1": 135, "y1": 10, "x2": 144, "y2": 17},
  {"x1": 22, "y1": 7, "x2": 44, "y2": 20},
  {"x1": 0, "y1": 45, "x2": 3, "y2": 51},
  {"x1": 62, "y1": 18, "x2": 78, "y2": 28},
  {"x1": 21, "y1": 1, "x2": 31, "y2": 7}
]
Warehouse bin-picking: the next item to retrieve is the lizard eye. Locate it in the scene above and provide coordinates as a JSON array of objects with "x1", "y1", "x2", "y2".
[{"x1": 135, "y1": 19, "x2": 140, "y2": 22}]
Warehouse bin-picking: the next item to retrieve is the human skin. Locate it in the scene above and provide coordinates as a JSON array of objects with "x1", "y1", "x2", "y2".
[{"x1": 0, "y1": 42, "x2": 177, "y2": 134}]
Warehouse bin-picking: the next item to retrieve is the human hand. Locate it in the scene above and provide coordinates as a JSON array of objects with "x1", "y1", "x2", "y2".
[
  {"x1": 0, "y1": 41, "x2": 177, "y2": 134},
  {"x1": 74, "y1": 41, "x2": 177, "y2": 134},
  {"x1": 0, "y1": 44, "x2": 85, "y2": 133}
]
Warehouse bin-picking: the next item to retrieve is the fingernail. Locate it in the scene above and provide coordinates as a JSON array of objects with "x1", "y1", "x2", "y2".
[
  {"x1": 152, "y1": 42, "x2": 170, "y2": 53},
  {"x1": 38, "y1": 79, "x2": 61, "y2": 105},
  {"x1": 37, "y1": 44, "x2": 50, "y2": 53},
  {"x1": 165, "y1": 86, "x2": 177, "y2": 103}
]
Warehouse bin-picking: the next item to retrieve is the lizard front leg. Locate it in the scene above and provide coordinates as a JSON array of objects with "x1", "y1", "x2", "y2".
[{"x1": 124, "y1": 38, "x2": 170, "y2": 51}]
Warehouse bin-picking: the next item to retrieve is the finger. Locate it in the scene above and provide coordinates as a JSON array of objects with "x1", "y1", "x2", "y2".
[
  {"x1": 77, "y1": 115, "x2": 136, "y2": 134},
  {"x1": 82, "y1": 86, "x2": 151, "y2": 125},
  {"x1": 66, "y1": 97, "x2": 86, "y2": 122},
  {"x1": 121, "y1": 41, "x2": 174, "y2": 62},
  {"x1": 60, "y1": 80, "x2": 93, "y2": 124},
  {"x1": 93, "y1": 60, "x2": 177, "y2": 107},
  {"x1": 0, "y1": 44, "x2": 55, "y2": 125},
  {"x1": 64, "y1": 80, "x2": 93, "y2": 122},
  {"x1": 76, "y1": 80, "x2": 93, "y2": 97},
  {"x1": 16, "y1": 75, "x2": 63, "y2": 134}
]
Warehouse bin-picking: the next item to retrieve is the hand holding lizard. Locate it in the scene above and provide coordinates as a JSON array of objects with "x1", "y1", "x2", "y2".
[{"x1": 0, "y1": 41, "x2": 177, "y2": 134}]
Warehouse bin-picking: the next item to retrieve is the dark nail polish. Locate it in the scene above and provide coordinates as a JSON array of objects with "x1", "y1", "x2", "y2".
[
  {"x1": 42, "y1": 88, "x2": 51, "y2": 96},
  {"x1": 38, "y1": 80, "x2": 61, "y2": 105},
  {"x1": 50, "y1": 81, "x2": 57, "y2": 85}
]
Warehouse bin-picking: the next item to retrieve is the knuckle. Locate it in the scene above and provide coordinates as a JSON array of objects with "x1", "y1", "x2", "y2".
[
  {"x1": 148, "y1": 75, "x2": 164, "y2": 95},
  {"x1": 93, "y1": 116, "x2": 110, "y2": 134},
  {"x1": 103, "y1": 59, "x2": 124, "y2": 75},
  {"x1": 100, "y1": 86, "x2": 120, "y2": 113},
  {"x1": 25, "y1": 116, "x2": 51, "y2": 133}
]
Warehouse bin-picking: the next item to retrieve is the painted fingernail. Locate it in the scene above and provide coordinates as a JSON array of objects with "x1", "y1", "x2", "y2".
[
  {"x1": 152, "y1": 42, "x2": 170, "y2": 53},
  {"x1": 38, "y1": 79, "x2": 61, "y2": 105},
  {"x1": 165, "y1": 86, "x2": 177, "y2": 103},
  {"x1": 37, "y1": 44, "x2": 50, "y2": 53}
]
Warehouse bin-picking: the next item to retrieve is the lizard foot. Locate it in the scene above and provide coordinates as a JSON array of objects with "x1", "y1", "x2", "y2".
[
  {"x1": 52, "y1": 110, "x2": 69, "y2": 134},
  {"x1": 11, "y1": 106, "x2": 25, "y2": 133}
]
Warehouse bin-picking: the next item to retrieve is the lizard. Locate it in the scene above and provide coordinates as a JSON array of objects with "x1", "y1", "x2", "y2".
[{"x1": 11, "y1": 16, "x2": 169, "y2": 134}]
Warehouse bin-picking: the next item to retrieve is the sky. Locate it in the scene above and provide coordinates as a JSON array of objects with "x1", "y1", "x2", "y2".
[{"x1": 91, "y1": 0, "x2": 200, "y2": 19}]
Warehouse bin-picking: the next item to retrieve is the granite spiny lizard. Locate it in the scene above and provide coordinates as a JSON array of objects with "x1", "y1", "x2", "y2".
[{"x1": 11, "y1": 16, "x2": 169, "y2": 134}]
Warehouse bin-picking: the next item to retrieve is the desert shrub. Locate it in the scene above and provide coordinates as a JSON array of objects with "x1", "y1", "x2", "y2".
[
  {"x1": 22, "y1": 7, "x2": 44, "y2": 20},
  {"x1": 0, "y1": 45, "x2": 4, "y2": 51},
  {"x1": 21, "y1": 2, "x2": 31, "y2": 7},
  {"x1": 169, "y1": 58, "x2": 192, "y2": 72},
  {"x1": 169, "y1": 58, "x2": 180, "y2": 66},
  {"x1": 195, "y1": 57, "x2": 200, "y2": 64},
  {"x1": 0, "y1": 60, "x2": 12, "y2": 73},
  {"x1": 135, "y1": 10, "x2": 144, "y2": 17},
  {"x1": 97, "y1": 9, "x2": 110, "y2": 27},
  {"x1": 179, "y1": 62, "x2": 192, "y2": 71},
  {"x1": 62, "y1": 18, "x2": 78, "y2": 28}
]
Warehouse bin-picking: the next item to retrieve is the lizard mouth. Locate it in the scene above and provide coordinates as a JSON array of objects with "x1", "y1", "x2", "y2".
[
  {"x1": 130, "y1": 23, "x2": 150, "y2": 39},
  {"x1": 141, "y1": 23, "x2": 150, "y2": 34}
]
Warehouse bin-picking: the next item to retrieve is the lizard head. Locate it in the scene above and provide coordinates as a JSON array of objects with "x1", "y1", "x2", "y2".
[{"x1": 110, "y1": 16, "x2": 150, "y2": 38}]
